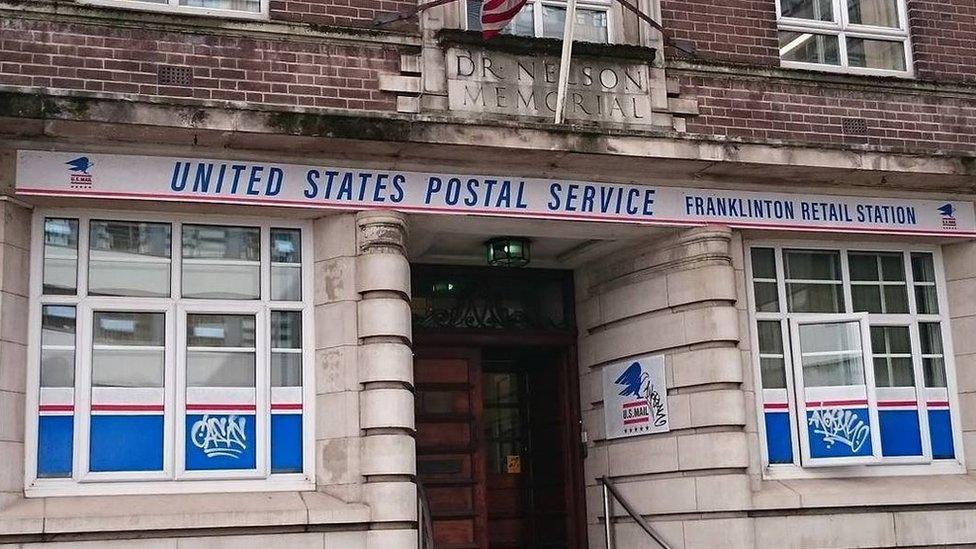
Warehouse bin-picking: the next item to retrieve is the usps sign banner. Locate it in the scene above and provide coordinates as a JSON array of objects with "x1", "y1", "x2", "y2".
[
  {"x1": 15, "y1": 151, "x2": 976, "y2": 238},
  {"x1": 603, "y1": 355, "x2": 669, "y2": 439}
]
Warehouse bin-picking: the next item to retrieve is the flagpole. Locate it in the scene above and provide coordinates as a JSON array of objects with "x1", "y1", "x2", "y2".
[{"x1": 553, "y1": 0, "x2": 578, "y2": 124}]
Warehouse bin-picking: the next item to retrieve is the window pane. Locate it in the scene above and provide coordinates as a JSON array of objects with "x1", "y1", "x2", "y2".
[
  {"x1": 751, "y1": 248, "x2": 777, "y2": 279},
  {"x1": 183, "y1": 225, "x2": 260, "y2": 261},
  {"x1": 470, "y1": 1, "x2": 534, "y2": 36},
  {"x1": 543, "y1": 6, "x2": 609, "y2": 43},
  {"x1": 754, "y1": 282, "x2": 780, "y2": 312},
  {"x1": 93, "y1": 311, "x2": 165, "y2": 346},
  {"x1": 89, "y1": 221, "x2": 171, "y2": 297},
  {"x1": 761, "y1": 358, "x2": 788, "y2": 389},
  {"x1": 872, "y1": 357, "x2": 890, "y2": 387},
  {"x1": 178, "y1": 0, "x2": 260, "y2": 12},
  {"x1": 852, "y1": 285, "x2": 882, "y2": 313},
  {"x1": 880, "y1": 254, "x2": 905, "y2": 281},
  {"x1": 779, "y1": 32, "x2": 840, "y2": 65},
  {"x1": 797, "y1": 321, "x2": 865, "y2": 386},
  {"x1": 187, "y1": 314, "x2": 256, "y2": 348},
  {"x1": 849, "y1": 253, "x2": 880, "y2": 281},
  {"x1": 882, "y1": 285, "x2": 909, "y2": 313},
  {"x1": 787, "y1": 283, "x2": 844, "y2": 313},
  {"x1": 873, "y1": 325, "x2": 911, "y2": 354},
  {"x1": 871, "y1": 326, "x2": 913, "y2": 388},
  {"x1": 889, "y1": 357, "x2": 914, "y2": 386},
  {"x1": 271, "y1": 311, "x2": 301, "y2": 349},
  {"x1": 785, "y1": 250, "x2": 841, "y2": 280},
  {"x1": 182, "y1": 225, "x2": 260, "y2": 300},
  {"x1": 41, "y1": 305, "x2": 75, "y2": 387},
  {"x1": 911, "y1": 253, "x2": 936, "y2": 282},
  {"x1": 757, "y1": 321, "x2": 783, "y2": 354},
  {"x1": 43, "y1": 218, "x2": 78, "y2": 295},
  {"x1": 847, "y1": 37, "x2": 906, "y2": 71},
  {"x1": 271, "y1": 229, "x2": 301, "y2": 263},
  {"x1": 780, "y1": 0, "x2": 833, "y2": 20},
  {"x1": 848, "y1": 0, "x2": 900, "y2": 27},
  {"x1": 924, "y1": 357, "x2": 947, "y2": 388},
  {"x1": 915, "y1": 286, "x2": 939, "y2": 315},
  {"x1": 272, "y1": 353, "x2": 302, "y2": 387},
  {"x1": 186, "y1": 351, "x2": 255, "y2": 387},
  {"x1": 272, "y1": 266, "x2": 301, "y2": 301},
  {"x1": 919, "y1": 323, "x2": 943, "y2": 355},
  {"x1": 92, "y1": 312, "x2": 165, "y2": 388}
]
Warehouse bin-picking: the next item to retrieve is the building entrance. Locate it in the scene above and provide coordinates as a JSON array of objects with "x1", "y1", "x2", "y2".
[{"x1": 411, "y1": 265, "x2": 584, "y2": 549}]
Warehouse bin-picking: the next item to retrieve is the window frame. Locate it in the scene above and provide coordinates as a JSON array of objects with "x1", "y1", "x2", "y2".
[
  {"x1": 774, "y1": 0, "x2": 914, "y2": 77},
  {"x1": 25, "y1": 209, "x2": 315, "y2": 497},
  {"x1": 76, "y1": 0, "x2": 269, "y2": 21},
  {"x1": 464, "y1": 0, "x2": 616, "y2": 44},
  {"x1": 746, "y1": 240, "x2": 965, "y2": 480}
]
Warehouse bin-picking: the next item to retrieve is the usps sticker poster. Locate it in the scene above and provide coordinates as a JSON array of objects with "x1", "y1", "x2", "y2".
[{"x1": 603, "y1": 355, "x2": 669, "y2": 439}]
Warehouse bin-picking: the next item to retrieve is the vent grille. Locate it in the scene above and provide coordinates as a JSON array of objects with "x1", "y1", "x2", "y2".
[
  {"x1": 157, "y1": 65, "x2": 194, "y2": 87},
  {"x1": 842, "y1": 117, "x2": 868, "y2": 135}
]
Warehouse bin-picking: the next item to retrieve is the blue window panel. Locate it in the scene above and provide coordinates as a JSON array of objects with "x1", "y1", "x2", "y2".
[
  {"x1": 929, "y1": 409, "x2": 955, "y2": 459},
  {"x1": 38, "y1": 416, "x2": 73, "y2": 478},
  {"x1": 90, "y1": 416, "x2": 164, "y2": 472},
  {"x1": 807, "y1": 408, "x2": 873, "y2": 459},
  {"x1": 185, "y1": 414, "x2": 256, "y2": 471},
  {"x1": 763, "y1": 412, "x2": 793, "y2": 464},
  {"x1": 878, "y1": 410, "x2": 923, "y2": 457},
  {"x1": 271, "y1": 414, "x2": 303, "y2": 474}
]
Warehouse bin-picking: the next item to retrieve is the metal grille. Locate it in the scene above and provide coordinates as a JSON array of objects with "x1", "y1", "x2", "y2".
[
  {"x1": 842, "y1": 117, "x2": 868, "y2": 135},
  {"x1": 157, "y1": 65, "x2": 194, "y2": 87}
]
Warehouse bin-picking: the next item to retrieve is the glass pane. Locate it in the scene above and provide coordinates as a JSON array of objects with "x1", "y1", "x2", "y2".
[
  {"x1": 754, "y1": 282, "x2": 780, "y2": 312},
  {"x1": 272, "y1": 265, "x2": 301, "y2": 301},
  {"x1": 787, "y1": 282, "x2": 844, "y2": 313},
  {"x1": 779, "y1": 32, "x2": 840, "y2": 65},
  {"x1": 784, "y1": 250, "x2": 841, "y2": 280},
  {"x1": 485, "y1": 372, "x2": 519, "y2": 405},
  {"x1": 178, "y1": 0, "x2": 260, "y2": 12},
  {"x1": 889, "y1": 357, "x2": 915, "y2": 386},
  {"x1": 757, "y1": 321, "x2": 783, "y2": 354},
  {"x1": 187, "y1": 314, "x2": 256, "y2": 347},
  {"x1": 271, "y1": 229, "x2": 301, "y2": 263},
  {"x1": 849, "y1": 253, "x2": 879, "y2": 281},
  {"x1": 880, "y1": 254, "x2": 905, "y2": 281},
  {"x1": 915, "y1": 285, "x2": 939, "y2": 314},
  {"x1": 183, "y1": 225, "x2": 259, "y2": 261},
  {"x1": 543, "y1": 5, "x2": 609, "y2": 43},
  {"x1": 847, "y1": 37, "x2": 906, "y2": 71},
  {"x1": 852, "y1": 285, "x2": 882, "y2": 313},
  {"x1": 919, "y1": 323, "x2": 944, "y2": 355},
  {"x1": 911, "y1": 253, "x2": 936, "y2": 282},
  {"x1": 183, "y1": 263, "x2": 260, "y2": 300},
  {"x1": 89, "y1": 221, "x2": 171, "y2": 297},
  {"x1": 873, "y1": 325, "x2": 911, "y2": 354},
  {"x1": 924, "y1": 357, "x2": 947, "y2": 387},
  {"x1": 92, "y1": 349, "x2": 164, "y2": 387},
  {"x1": 761, "y1": 357, "x2": 788, "y2": 389},
  {"x1": 751, "y1": 248, "x2": 776, "y2": 279},
  {"x1": 475, "y1": 2, "x2": 534, "y2": 36},
  {"x1": 780, "y1": 0, "x2": 833, "y2": 20},
  {"x1": 186, "y1": 351, "x2": 255, "y2": 387},
  {"x1": 798, "y1": 321, "x2": 865, "y2": 386},
  {"x1": 93, "y1": 312, "x2": 165, "y2": 346},
  {"x1": 882, "y1": 285, "x2": 909, "y2": 313},
  {"x1": 41, "y1": 305, "x2": 75, "y2": 387},
  {"x1": 873, "y1": 357, "x2": 890, "y2": 387},
  {"x1": 848, "y1": 0, "x2": 900, "y2": 27},
  {"x1": 272, "y1": 353, "x2": 302, "y2": 387},
  {"x1": 43, "y1": 218, "x2": 78, "y2": 295},
  {"x1": 271, "y1": 311, "x2": 301, "y2": 349}
]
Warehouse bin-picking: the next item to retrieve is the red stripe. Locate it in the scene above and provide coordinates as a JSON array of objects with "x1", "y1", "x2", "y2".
[
  {"x1": 39, "y1": 404, "x2": 74, "y2": 412},
  {"x1": 271, "y1": 403, "x2": 303, "y2": 411},
  {"x1": 15, "y1": 188, "x2": 976, "y2": 239},
  {"x1": 623, "y1": 417, "x2": 649, "y2": 425},
  {"x1": 186, "y1": 404, "x2": 256, "y2": 411},
  {"x1": 482, "y1": 2, "x2": 528, "y2": 24},
  {"x1": 622, "y1": 401, "x2": 646, "y2": 409},
  {"x1": 482, "y1": 0, "x2": 509, "y2": 11},
  {"x1": 91, "y1": 404, "x2": 164, "y2": 412},
  {"x1": 806, "y1": 399, "x2": 868, "y2": 407},
  {"x1": 876, "y1": 400, "x2": 918, "y2": 408},
  {"x1": 927, "y1": 400, "x2": 950, "y2": 407},
  {"x1": 763, "y1": 403, "x2": 789, "y2": 410}
]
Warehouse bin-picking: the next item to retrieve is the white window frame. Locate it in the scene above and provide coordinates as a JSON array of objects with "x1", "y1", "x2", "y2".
[
  {"x1": 775, "y1": 0, "x2": 913, "y2": 77},
  {"x1": 746, "y1": 240, "x2": 965, "y2": 480},
  {"x1": 76, "y1": 0, "x2": 269, "y2": 21},
  {"x1": 464, "y1": 0, "x2": 616, "y2": 44},
  {"x1": 25, "y1": 209, "x2": 315, "y2": 497}
]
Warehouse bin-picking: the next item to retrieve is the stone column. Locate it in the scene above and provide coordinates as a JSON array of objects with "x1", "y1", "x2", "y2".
[{"x1": 355, "y1": 210, "x2": 417, "y2": 548}]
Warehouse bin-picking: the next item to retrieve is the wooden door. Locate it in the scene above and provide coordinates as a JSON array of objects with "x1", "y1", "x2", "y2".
[{"x1": 415, "y1": 347, "x2": 487, "y2": 549}]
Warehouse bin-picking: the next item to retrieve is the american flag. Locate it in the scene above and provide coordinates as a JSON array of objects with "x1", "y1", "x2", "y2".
[{"x1": 480, "y1": 0, "x2": 528, "y2": 38}]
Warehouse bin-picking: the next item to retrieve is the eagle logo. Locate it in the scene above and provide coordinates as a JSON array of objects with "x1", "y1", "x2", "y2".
[
  {"x1": 65, "y1": 157, "x2": 93, "y2": 175},
  {"x1": 938, "y1": 203, "x2": 955, "y2": 218},
  {"x1": 614, "y1": 362, "x2": 647, "y2": 397}
]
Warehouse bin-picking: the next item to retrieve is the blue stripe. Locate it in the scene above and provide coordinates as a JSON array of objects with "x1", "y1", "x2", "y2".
[
  {"x1": 271, "y1": 414, "x2": 303, "y2": 474},
  {"x1": 38, "y1": 416, "x2": 73, "y2": 478},
  {"x1": 878, "y1": 410, "x2": 923, "y2": 457}
]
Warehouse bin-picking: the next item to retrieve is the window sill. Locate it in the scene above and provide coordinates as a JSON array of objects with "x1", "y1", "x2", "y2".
[
  {"x1": 0, "y1": 490, "x2": 369, "y2": 537},
  {"x1": 754, "y1": 470, "x2": 976, "y2": 511}
]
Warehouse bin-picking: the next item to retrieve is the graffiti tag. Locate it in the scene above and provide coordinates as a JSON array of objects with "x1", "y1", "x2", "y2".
[
  {"x1": 190, "y1": 414, "x2": 247, "y2": 458},
  {"x1": 808, "y1": 408, "x2": 870, "y2": 453},
  {"x1": 642, "y1": 380, "x2": 668, "y2": 427}
]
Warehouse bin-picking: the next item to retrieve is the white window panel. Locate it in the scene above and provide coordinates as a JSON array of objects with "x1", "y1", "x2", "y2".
[
  {"x1": 77, "y1": 0, "x2": 268, "y2": 20},
  {"x1": 465, "y1": 0, "x2": 614, "y2": 44}
]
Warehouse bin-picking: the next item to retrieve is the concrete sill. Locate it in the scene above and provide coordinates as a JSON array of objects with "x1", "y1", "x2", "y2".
[
  {"x1": 0, "y1": 491, "x2": 369, "y2": 537},
  {"x1": 754, "y1": 473, "x2": 976, "y2": 511}
]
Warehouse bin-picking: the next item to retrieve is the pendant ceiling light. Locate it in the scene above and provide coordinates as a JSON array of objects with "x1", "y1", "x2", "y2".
[{"x1": 485, "y1": 236, "x2": 531, "y2": 267}]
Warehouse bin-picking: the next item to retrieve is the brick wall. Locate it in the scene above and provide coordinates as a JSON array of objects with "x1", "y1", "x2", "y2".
[
  {"x1": 0, "y1": 17, "x2": 401, "y2": 111},
  {"x1": 270, "y1": 0, "x2": 416, "y2": 29},
  {"x1": 909, "y1": 0, "x2": 976, "y2": 84},
  {"x1": 678, "y1": 72, "x2": 976, "y2": 154},
  {"x1": 660, "y1": 0, "x2": 779, "y2": 67}
]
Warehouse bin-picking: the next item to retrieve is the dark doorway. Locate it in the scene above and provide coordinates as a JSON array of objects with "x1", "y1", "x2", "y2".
[{"x1": 412, "y1": 265, "x2": 584, "y2": 549}]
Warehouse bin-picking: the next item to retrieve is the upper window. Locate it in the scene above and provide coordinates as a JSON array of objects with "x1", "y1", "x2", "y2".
[
  {"x1": 748, "y1": 244, "x2": 960, "y2": 475},
  {"x1": 77, "y1": 0, "x2": 266, "y2": 19},
  {"x1": 466, "y1": 0, "x2": 612, "y2": 44},
  {"x1": 776, "y1": 0, "x2": 911, "y2": 76},
  {"x1": 29, "y1": 212, "x2": 312, "y2": 497}
]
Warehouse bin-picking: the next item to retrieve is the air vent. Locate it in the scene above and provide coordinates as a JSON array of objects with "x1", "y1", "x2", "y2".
[
  {"x1": 157, "y1": 65, "x2": 194, "y2": 87},
  {"x1": 842, "y1": 117, "x2": 868, "y2": 135}
]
